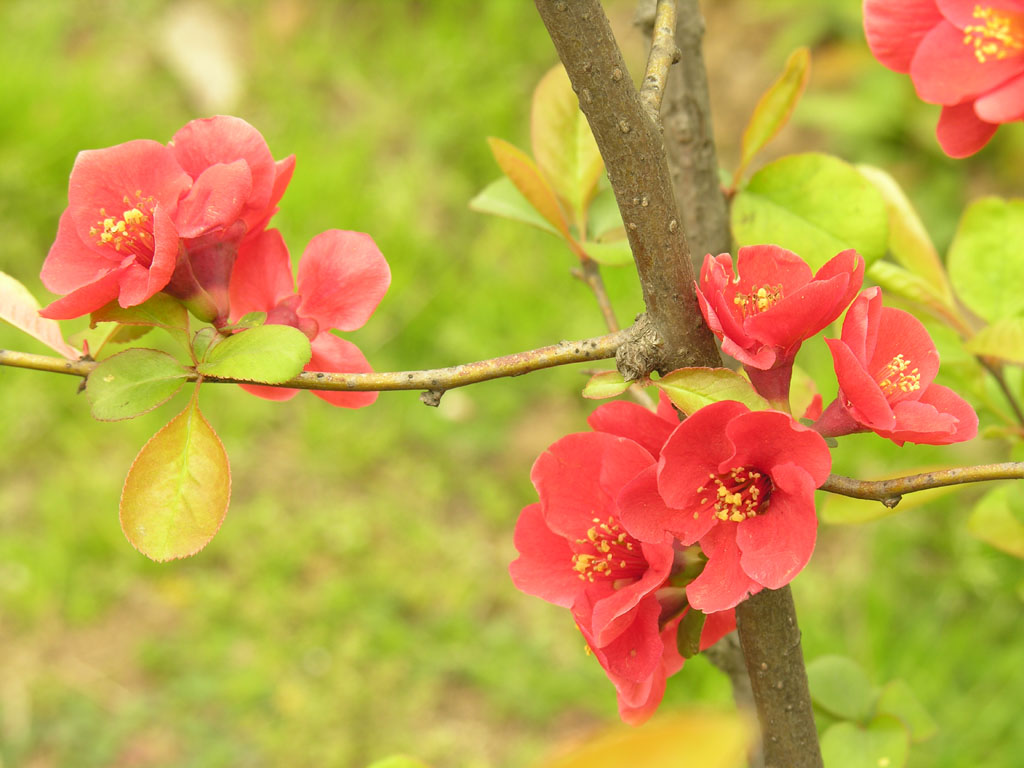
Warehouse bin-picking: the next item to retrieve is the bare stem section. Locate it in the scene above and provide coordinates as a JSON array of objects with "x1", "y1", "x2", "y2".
[
  {"x1": 0, "y1": 329, "x2": 627, "y2": 394},
  {"x1": 639, "y1": 0, "x2": 679, "y2": 120},
  {"x1": 822, "y1": 463, "x2": 1024, "y2": 507}
]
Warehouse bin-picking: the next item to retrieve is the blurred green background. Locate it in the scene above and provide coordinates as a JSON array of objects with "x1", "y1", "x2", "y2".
[{"x1": 0, "y1": 1, "x2": 1021, "y2": 766}]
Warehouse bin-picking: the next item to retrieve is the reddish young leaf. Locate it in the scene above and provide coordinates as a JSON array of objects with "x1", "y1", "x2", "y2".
[
  {"x1": 120, "y1": 396, "x2": 231, "y2": 561},
  {"x1": 0, "y1": 271, "x2": 79, "y2": 358},
  {"x1": 486, "y1": 137, "x2": 569, "y2": 238}
]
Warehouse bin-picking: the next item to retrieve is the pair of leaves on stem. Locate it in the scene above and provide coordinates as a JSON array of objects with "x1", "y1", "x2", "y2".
[{"x1": 83, "y1": 295, "x2": 313, "y2": 562}]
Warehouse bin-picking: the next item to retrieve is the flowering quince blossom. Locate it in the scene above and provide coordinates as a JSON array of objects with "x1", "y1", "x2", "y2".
[
  {"x1": 509, "y1": 429, "x2": 736, "y2": 724},
  {"x1": 696, "y1": 245, "x2": 863, "y2": 403},
  {"x1": 863, "y1": 0, "x2": 1024, "y2": 157},
  {"x1": 617, "y1": 401, "x2": 832, "y2": 614},
  {"x1": 39, "y1": 116, "x2": 293, "y2": 323},
  {"x1": 814, "y1": 287, "x2": 979, "y2": 445},
  {"x1": 228, "y1": 228, "x2": 390, "y2": 408}
]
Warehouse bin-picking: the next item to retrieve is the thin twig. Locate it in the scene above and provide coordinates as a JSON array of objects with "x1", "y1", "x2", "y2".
[
  {"x1": 639, "y1": 0, "x2": 679, "y2": 122},
  {"x1": 0, "y1": 330, "x2": 628, "y2": 394},
  {"x1": 573, "y1": 257, "x2": 620, "y2": 332},
  {"x1": 976, "y1": 356, "x2": 1024, "y2": 426},
  {"x1": 821, "y1": 462, "x2": 1024, "y2": 508}
]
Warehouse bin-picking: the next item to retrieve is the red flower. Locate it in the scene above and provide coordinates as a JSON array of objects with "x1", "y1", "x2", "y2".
[
  {"x1": 696, "y1": 245, "x2": 863, "y2": 403},
  {"x1": 618, "y1": 401, "x2": 832, "y2": 613},
  {"x1": 228, "y1": 228, "x2": 390, "y2": 408},
  {"x1": 39, "y1": 141, "x2": 193, "y2": 319},
  {"x1": 586, "y1": 392, "x2": 679, "y2": 457},
  {"x1": 510, "y1": 431, "x2": 678, "y2": 721},
  {"x1": 166, "y1": 116, "x2": 295, "y2": 323},
  {"x1": 815, "y1": 287, "x2": 978, "y2": 445},
  {"x1": 863, "y1": 0, "x2": 1024, "y2": 157}
]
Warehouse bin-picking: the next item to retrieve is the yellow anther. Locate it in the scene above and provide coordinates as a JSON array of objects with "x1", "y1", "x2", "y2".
[{"x1": 963, "y1": 5, "x2": 1024, "y2": 62}]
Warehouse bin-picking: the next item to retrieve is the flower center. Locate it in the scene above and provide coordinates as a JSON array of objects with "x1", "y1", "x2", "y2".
[
  {"x1": 571, "y1": 516, "x2": 646, "y2": 583},
  {"x1": 266, "y1": 294, "x2": 319, "y2": 340},
  {"x1": 696, "y1": 467, "x2": 771, "y2": 523},
  {"x1": 874, "y1": 353, "x2": 921, "y2": 398},
  {"x1": 963, "y1": 5, "x2": 1024, "y2": 63},
  {"x1": 89, "y1": 192, "x2": 156, "y2": 265},
  {"x1": 732, "y1": 284, "x2": 784, "y2": 319}
]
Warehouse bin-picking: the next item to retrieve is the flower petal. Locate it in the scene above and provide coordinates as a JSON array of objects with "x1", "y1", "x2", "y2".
[
  {"x1": 911, "y1": 22, "x2": 1023, "y2": 104},
  {"x1": 587, "y1": 400, "x2": 676, "y2": 458},
  {"x1": 174, "y1": 160, "x2": 253, "y2": 239},
  {"x1": 38, "y1": 271, "x2": 123, "y2": 320},
  {"x1": 40, "y1": 209, "x2": 120, "y2": 294},
  {"x1": 736, "y1": 463, "x2": 818, "y2": 589},
  {"x1": 881, "y1": 383, "x2": 978, "y2": 445},
  {"x1": 229, "y1": 229, "x2": 296, "y2": 317},
  {"x1": 864, "y1": 0, "x2": 945, "y2": 72},
  {"x1": 658, "y1": 400, "x2": 749, "y2": 508},
  {"x1": 533, "y1": 432, "x2": 655, "y2": 539},
  {"x1": 687, "y1": 525, "x2": 761, "y2": 613},
  {"x1": 936, "y1": 101, "x2": 999, "y2": 157},
  {"x1": 725, "y1": 410, "x2": 832, "y2": 488},
  {"x1": 826, "y1": 337, "x2": 896, "y2": 431},
  {"x1": 509, "y1": 502, "x2": 580, "y2": 608},
  {"x1": 590, "y1": 541, "x2": 674, "y2": 647},
  {"x1": 308, "y1": 333, "x2": 379, "y2": 409},
  {"x1": 296, "y1": 230, "x2": 391, "y2": 331},
  {"x1": 868, "y1": 306, "x2": 941, "y2": 398},
  {"x1": 975, "y1": 70, "x2": 1024, "y2": 122},
  {"x1": 699, "y1": 609, "x2": 737, "y2": 650},
  {"x1": 619, "y1": 464, "x2": 715, "y2": 544}
]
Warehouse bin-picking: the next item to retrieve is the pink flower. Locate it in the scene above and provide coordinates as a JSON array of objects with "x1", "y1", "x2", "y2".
[
  {"x1": 815, "y1": 287, "x2": 978, "y2": 445},
  {"x1": 39, "y1": 117, "x2": 294, "y2": 322},
  {"x1": 618, "y1": 401, "x2": 832, "y2": 613},
  {"x1": 228, "y1": 228, "x2": 390, "y2": 408},
  {"x1": 696, "y1": 245, "x2": 863, "y2": 403},
  {"x1": 39, "y1": 140, "x2": 193, "y2": 319},
  {"x1": 863, "y1": 0, "x2": 1024, "y2": 157},
  {"x1": 166, "y1": 116, "x2": 295, "y2": 323}
]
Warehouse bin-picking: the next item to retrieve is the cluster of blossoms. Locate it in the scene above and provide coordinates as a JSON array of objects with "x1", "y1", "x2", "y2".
[
  {"x1": 40, "y1": 116, "x2": 389, "y2": 408},
  {"x1": 512, "y1": 244, "x2": 977, "y2": 724},
  {"x1": 863, "y1": 0, "x2": 1024, "y2": 157}
]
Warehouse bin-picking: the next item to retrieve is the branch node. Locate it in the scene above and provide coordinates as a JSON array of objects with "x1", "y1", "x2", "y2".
[
  {"x1": 420, "y1": 389, "x2": 444, "y2": 407},
  {"x1": 615, "y1": 314, "x2": 663, "y2": 381}
]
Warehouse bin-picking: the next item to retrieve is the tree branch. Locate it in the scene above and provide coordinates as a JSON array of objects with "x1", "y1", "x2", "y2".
[
  {"x1": 639, "y1": 0, "x2": 679, "y2": 121},
  {"x1": 535, "y1": 0, "x2": 719, "y2": 378},
  {"x1": 0, "y1": 329, "x2": 627, "y2": 397},
  {"x1": 821, "y1": 463, "x2": 1024, "y2": 507}
]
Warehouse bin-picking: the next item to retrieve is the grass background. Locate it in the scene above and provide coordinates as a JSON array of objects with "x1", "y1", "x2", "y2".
[{"x1": 0, "y1": 1, "x2": 1021, "y2": 766}]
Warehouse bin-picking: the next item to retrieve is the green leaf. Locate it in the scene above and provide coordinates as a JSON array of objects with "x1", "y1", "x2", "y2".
[
  {"x1": 196, "y1": 325, "x2": 312, "y2": 383},
  {"x1": 948, "y1": 197, "x2": 1024, "y2": 323},
  {"x1": 964, "y1": 317, "x2": 1024, "y2": 364},
  {"x1": 91, "y1": 293, "x2": 190, "y2": 350},
  {"x1": 580, "y1": 239, "x2": 633, "y2": 266},
  {"x1": 486, "y1": 137, "x2": 569, "y2": 237},
  {"x1": 120, "y1": 397, "x2": 231, "y2": 561},
  {"x1": 966, "y1": 484, "x2": 1024, "y2": 559},
  {"x1": 469, "y1": 176, "x2": 561, "y2": 236},
  {"x1": 582, "y1": 370, "x2": 631, "y2": 399},
  {"x1": 531, "y1": 63, "x2": 603, "y2": 229},
  {"x1": 656, "y1": 368, "x2": 769, "y2": 415},
  {"x1": 734, "y1": 47, "x2": 810, "y2": 185},
  {"x1": 0, "y1": 270, "x2": 80, "y2": 358},
  {"x1": 857, "y1": 165, "x2": 953, "y2": 305},
  {"x1": 192, "y1": 327, "x2": 220, "y2": 363},
  {"x1": 105, "y1": 323, "x2": 153, "y2": 346},
  {"x1": 731, "y1": 153, "x2": 888, "y2": 271},
  {"x1": 676, "y1": 608, "x2": 706, "y2": 660},
  {"x1": 807, "y1": 655, "x2": 876, "y2": 723},
  {"x1": 876, "y1": 679, "x2": 938, "y2": 743},
  {"x1": 820, "y1": 717, "x2": 910, "y2": 768},
  {"x1": 86, "y1": 348, "x2": 190, "y2": 421}
]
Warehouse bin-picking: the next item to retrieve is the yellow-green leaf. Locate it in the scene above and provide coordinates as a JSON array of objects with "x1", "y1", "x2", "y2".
[
  {"x1": 486, "y1": 137, "x2": 569, "y2": 238},
  {"x1": 582, "y1": 370, "x2": 631, "y2": 399},
  {"x1": 967, "y1": 484, "x2": 1024, "y2": 559},
  {"x1": 530, "y1": 64, "x2": 604, "y2": 229},
  {"x1": 964, "y1": 317, "x2": 1024, "y2": 364},
  {"x1": 657, "y1": 367, "x2": 769, "y2": 415},
  {"x1": 86, "y1": 348, "x2": 190, "y2": 421},
  {"x1": 857, "y1": 165, "x2": 954, "y2": 306},
  {"x1": 196, "y1": 324, "x2": 311, "y2": 383},
  {"x1": 120, "y1": 398, "x2": 231, "y2": 561},
  {"x1": 92, "y1": 293, "x2": 191, "y2": 350},
  {"x1": 734, "y1": 47, "x2": 810, "y2": 185},
  {"x1": 469, "y1": 176, "x2": 562, "y2": 235}
]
